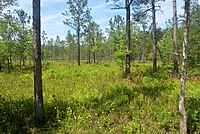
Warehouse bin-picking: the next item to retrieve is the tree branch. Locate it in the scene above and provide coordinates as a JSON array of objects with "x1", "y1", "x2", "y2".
[
  {"x1": 128, "y1": 0, "x2": 134, "y2": 6},
  {"x1": 111, "y1": 4, "x2": 125, "y2": 10}
]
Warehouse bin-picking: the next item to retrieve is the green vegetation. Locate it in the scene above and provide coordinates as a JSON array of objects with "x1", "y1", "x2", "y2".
[{"x1": 1, "y1": 61, "x2": 200, "y2": 133}]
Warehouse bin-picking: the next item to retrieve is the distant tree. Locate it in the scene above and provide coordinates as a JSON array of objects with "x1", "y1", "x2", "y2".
[
  {"x1": 32, "y1": 0, "x2": 45, "y2": 126},
  {"x1": 66, "y1": 30, "x2": 76, "y2": 62},
  {"x1": 132, "y1": 0, "x2": 165, "y2": 72},
  {"x1": 60, "y1": 40, "x2": 66, "y2": 60},
  {"x1": 188, "y1": 2, "x2": 200, "y2": 66},
  {"x1": 0, "y1": 10, "x2": 18, "y2": 72},
  {"x1": 106, "y1": 0, "x2": 134, "y2": 78},
  {"x1": 106, "y1": 15, "x2": 127, "y2": 74},
  {"x1": 158, "y1": 28, "x2": 173, "y2": 65},
  {"x1": 41, "y1": 30, "x2": 48, "y2": 60},
  {"x1": 54, "y1": 35, "x2": 61, "y2": 58},
  {"x1": 179, "y1": 0, "x2": 190, "y2": 133},
  {"x1": 84, "y1": 21, "x2": 103, "y2": 63},
  {"x1": 46, "y1": 38, "x2": 54, "y2": 60},
  {"x1": 63, "y1": 0, "x2": 91, "y2": 65},
  {"x1": 132, "y1": 8, "x2": 151, "y2": 62},
  {"x1": 16, "y1": 9, "x2": 31, "y2": 68},
  {"x1": 173, "y1": 0, "x2": 179, "y2": 75}
]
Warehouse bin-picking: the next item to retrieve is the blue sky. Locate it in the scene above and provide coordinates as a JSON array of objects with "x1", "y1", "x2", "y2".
[{"x1": 15, "y1": 0, "x2": 186, "y2": 40}]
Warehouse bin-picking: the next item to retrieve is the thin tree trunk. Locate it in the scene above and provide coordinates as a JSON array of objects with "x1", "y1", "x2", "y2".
[
  {"x1": 23, "y1": 57, "x2": 26, "y2": 66},
  {"x1": 173, "y1": 0, "x2": 179, "y2": 75},
  {"x1": 20, "y1": 52, "x2": 23, "y2": 69},
  {"x1": 33, "y1": 0, "x2": 45, "y2": 126},
  {"x1": 125, "y1": 0, "x2": 131, "y2": 78},
  {"x1": 0, "y1": 61, "x2": 2, "y2": 72},
  {"x1": 110, "y1": 47, "x2": 112, "y2": 62},
  {"x1": 77, "y1": 21, "x2": 80, "y2": 66},
  {"x1": 142, "y1": 24, "x2": 147, "y2": 63},
  {"x1": 69, "y1": 51, "x2": 72, "y2": 62},
  {"x1": 7, "y1": 59, "x2": 10, "y2": 73},
  {"x1": 7, "y1": 50, "x2": 12, "y2": 72},
  {"x1": 179, "y1": 0, "x2": 190, "y2": 133},
  {"x1": 93, "y1": 53, "x2": 96, "y2": 63},
  {"x1": 88, "y1": 49, "x2": 91, "y2": 63},
  {"x1": 152, "y1": 0, "x2": 157, "y2": 72}
]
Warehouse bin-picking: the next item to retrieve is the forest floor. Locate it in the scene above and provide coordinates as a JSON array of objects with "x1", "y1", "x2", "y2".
[{"x1": 0, "y1": 61, "x2": 200, "y2": 133}]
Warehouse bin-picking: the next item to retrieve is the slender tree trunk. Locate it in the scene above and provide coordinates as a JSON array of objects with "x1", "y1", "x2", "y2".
[
  {"x1": 125, "y1": 0, "x2": 131, "y2": 78},
  {"x1": 7, "y1": 50, "x2": 12, "y2": 72},
  {"x1": 20, "y1": 52, "x2": 23, "y2": 69},
  {"x1": 9, "y1": 50, "x2": 12, "y2": 68},
  {"x1": 93, "y1": 53, "x2": 96, "y2": 63},
  {"x1": 7, "y1": 59, "x2": 10, "y2": 73},
  {"x1": 152, "y1": 0, "x2": 157, "y2": 72},
  {"x1": 33, "y1": 0, "x2": 45, "y2": 126},
  {"x1": 173, "y1": 0, "x2": 179, "y2": 75},
  {"x1": 0, "y1": 61, "x2": 1, "y2": 72},
  {"x1": 77, "y1": 21, "x2": 81, "y2": 66},
  {"x1": 88, "y1": 48, "x2": 91, "y2": 63},
  {"x1": 92, "y1": 41, "x2": 96, "y2": 64},
  {"x1": 142, "y1": 24, "x2": 147, "y2": 63},
  {"x1": 23, "y1": 57, "x2": 26, "y2": 66},
  {"x1": 179, "y1": 0, "x2": 190, "y2": 133}
]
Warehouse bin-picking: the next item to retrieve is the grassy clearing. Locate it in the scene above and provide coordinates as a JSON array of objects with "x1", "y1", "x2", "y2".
[{"x1": 0, "y1": 61, "x2": 200, "y2": 133}]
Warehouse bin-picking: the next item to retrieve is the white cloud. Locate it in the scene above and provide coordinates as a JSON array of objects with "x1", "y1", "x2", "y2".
[
  {"x1": 42, "y1": 13, "x2": 62, "y2": 24},
  {"x1": 92, "y1": 3, "x2": 106, "y2": 10}
]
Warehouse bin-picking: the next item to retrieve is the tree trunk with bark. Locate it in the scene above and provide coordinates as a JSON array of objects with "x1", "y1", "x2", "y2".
[
  {"x1": 125, "y1": 0, "x2": 131, "y2": 78},
  {"x1": 173, "y1": 0, "x2": 179, "y2": 75},
  {"x1": 179, "y1": 0, "x2": 190, "y2": 133},
  {"x1": 33, "y1": 0, "x2": 45, "y2": 126},
  {"x1": 152, "y1": 0, "x2": 157, "y2": 73}
]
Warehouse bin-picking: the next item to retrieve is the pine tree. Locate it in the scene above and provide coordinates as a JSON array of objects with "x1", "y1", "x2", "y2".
[
  {"x1": 63, "y1": 0, "x2": 91, "y2": 65},
  {"x1": 179, "y1": 0, "x2": 190, "y2": 133},
  {"x1": 33, "y1": 0, "x2": 45, "y2": 126}
]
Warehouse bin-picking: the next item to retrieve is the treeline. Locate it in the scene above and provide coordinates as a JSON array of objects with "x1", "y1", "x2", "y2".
[{"x1": 0, "y1": 0, "x2": 199, "y2": 72}]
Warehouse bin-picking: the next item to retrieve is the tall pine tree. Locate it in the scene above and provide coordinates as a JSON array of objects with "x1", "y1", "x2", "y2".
[
  {"x1": 63, "y1": 0, "x2": 91, "y2": 65},
  {"x1": 33, "y1": 0, "x2": 45, "y2": 126}
]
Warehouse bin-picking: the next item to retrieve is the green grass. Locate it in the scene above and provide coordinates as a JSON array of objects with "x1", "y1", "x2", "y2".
[{"x1": 0, "y1": 61, "x2": 200, "y2": 133}]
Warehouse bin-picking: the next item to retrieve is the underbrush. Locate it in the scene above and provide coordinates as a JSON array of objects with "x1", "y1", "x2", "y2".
[{"x1": 0, "y1": 61, "x2": 200, "y2": 133}]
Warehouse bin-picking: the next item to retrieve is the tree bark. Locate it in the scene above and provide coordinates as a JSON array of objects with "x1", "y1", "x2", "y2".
[
  {"x1": 125, "y1": 0, "x2": 131, "y2": 78},
  {"x1": 173, "y1": 0, "x2": 179, "y2": 75},
  {"x1": 179, "y1": 0, "x2": 190, "y2": 133},
  {"x1": 33, "y1": 0, "x2": 45, "y2": 126},
  {"x1": 152, "y1": 0, "x2": 157, "y2": 73}
]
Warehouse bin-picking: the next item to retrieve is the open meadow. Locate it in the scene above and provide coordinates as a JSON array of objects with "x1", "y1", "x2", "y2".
[{"x1": 0, "y1": 61, "x2": 200, "y2": 133}]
